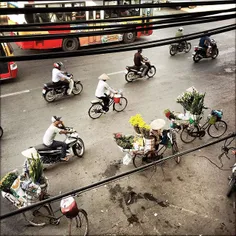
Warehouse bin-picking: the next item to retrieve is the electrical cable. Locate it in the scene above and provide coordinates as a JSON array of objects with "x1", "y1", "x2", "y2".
[
  {"x1": 1, "y1": 1, "x2": 235, "y2": 14},
  {"x1": 0, "y1": 132, "x2": 235, "y2": 220},
  {"x1": 1, "y1": 7, "x2": 235, "y2": 29},
  {"x1": 1, "y1": 7, "x2": 235, "y2": 32},
  {"x1": 0, "y1": 23, "x2": 234, "y2": 62},
  {"x1": 1, "y1": 13, "x2": 235, "y2": 42}
]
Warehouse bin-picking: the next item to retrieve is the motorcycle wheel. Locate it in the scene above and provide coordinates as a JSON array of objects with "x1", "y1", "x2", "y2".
[
  {"x1": 147, "y1": 66, "x2": 156, "y2": 78},
  {"x1": 0, "y1": 126, "x2": 3, "y2": 138},
  {"x1": 212, "y1": 48, "x2": 219, "y2": 59},
  {"x1": 72, "y1": 82, "x2": 83, "y2": 95},
  {"x1": 193, "y1": 54, "x2": 201, "y2": 63},
  {"x1": 73, "y1": 138, "x2": 85, "y2": 157},
  {"x1": 88, "y1": 103, "x2": 103, "y2": 119},
  {"x1": 169, "y1": 46, "x2": 177, "y2": 56},
  {"x1": 125, "y1": 71, "x2": 135, "y2": 82},
  {"x1": 184, "y1": 43, "x2": 191, "y2": 53},
  {"x1": 44, "y1": 90, "x2": 56, "y2": 103}
]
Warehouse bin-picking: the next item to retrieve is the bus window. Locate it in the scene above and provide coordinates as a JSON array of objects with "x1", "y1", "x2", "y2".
[
  {"x1": 72, "y1": 3, "x2": 86, "y2": 21},
  {"x1": 104, "y1": 0, "x2": 140, "y2": 18}
]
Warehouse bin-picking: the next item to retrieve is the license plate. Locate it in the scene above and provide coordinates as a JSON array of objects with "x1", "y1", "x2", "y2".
[{"x1": 42, "y1": 89, "x2": 46, "y2": 94}]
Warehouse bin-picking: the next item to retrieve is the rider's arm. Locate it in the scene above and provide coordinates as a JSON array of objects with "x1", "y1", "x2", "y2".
[
  {"x1": 104, "y1": 82, "x2": 117, "y2": 94},
  {"x1": 58, "y1": 71, "x2": 70, "y2": 81}
]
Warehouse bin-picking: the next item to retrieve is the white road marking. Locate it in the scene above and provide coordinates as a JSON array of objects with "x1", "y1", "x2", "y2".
[
  {"x1": 0, "y1": 90, "x2": 30, "y2": 98},
  {"x1": 107, "y1": 70, "x2": 126, "y2": 76}
]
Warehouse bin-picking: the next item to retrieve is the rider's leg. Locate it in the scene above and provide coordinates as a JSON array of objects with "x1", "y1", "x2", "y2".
[
  {"x1": 50, "y1": 140, "x2": 68, "y2": 161},
  {"x1": 141, "y1": 64, "x2": 149, "y2": 77},
  {"x1": 101, "y1": 96, "x2": 110, "y2": 112},
  {"x1": 67, "y1": 79, "x2": 74, "y2": 95}
]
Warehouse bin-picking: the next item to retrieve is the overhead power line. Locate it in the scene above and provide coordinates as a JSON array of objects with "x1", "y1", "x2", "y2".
[
  {"x1": 0, "y1": 13, "x2": 235, "y2": 43},
  {"x1": 1, "y1": 7, "x2": 234, "y2": 28},
  {"x1": 0, "y1": 23, "x2": 235, "y2": 62},
  {"x1": 0, "y1": 132, "x2": 235, "y2": 220},
  {"x1": 1, "y1": 7, "x2": 235, "y2": 32},
  {"x1": 1, "y1": 1, "x2": 235, "y2": 14}
]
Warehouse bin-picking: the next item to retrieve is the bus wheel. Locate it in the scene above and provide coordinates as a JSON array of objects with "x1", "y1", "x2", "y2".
[
  {"x1": 123, "y1": 32, "x2": 136, "y2": 44},
  {"x1": 62, "y1": 38, "x2": 79, "y2": 51}
]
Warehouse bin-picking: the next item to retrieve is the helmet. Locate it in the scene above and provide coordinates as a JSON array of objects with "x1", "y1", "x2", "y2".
[
  {"x1": 137, "y1": 48, "x2": 142, "y2": 53},
  {"x1": 178, "y1": 27, "x2": 183, "y2": 32},
  {"x1": 51, "y1": 116, "x2": 62, "y2": 123},
  {"x1": 53, "y1": 62, "x2": 63, "y2": 69}
]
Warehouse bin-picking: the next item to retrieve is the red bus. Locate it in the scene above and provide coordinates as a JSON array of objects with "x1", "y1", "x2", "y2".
[
  {"x1": 0, "y1": 40, "x2": 18, "y2": 80},
  {"x1": 7, "y1": 0, "x2": 153, "y2": 51}
]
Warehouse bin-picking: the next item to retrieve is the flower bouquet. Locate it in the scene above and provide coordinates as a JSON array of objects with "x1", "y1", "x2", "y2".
[
  {"x1": 176, "y1": 87, "x2": 206, "y2": 115},
  {"x1": 113, "y1": 133, "x2": 134, "y2": 150},
  {"x1": 0, "y1": 170, "x2": 18, "y2": 193},
  {"x1": 129, "y1": 114, "x2": 152, "y2": 138},
  {"x1": 129, "y1": 114, "x2": 144, "y2": 134}
]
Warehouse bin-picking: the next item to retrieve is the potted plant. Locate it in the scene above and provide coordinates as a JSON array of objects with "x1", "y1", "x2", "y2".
[{"x1": 28, "y1": 153, "x2": 47, "y2": 192}]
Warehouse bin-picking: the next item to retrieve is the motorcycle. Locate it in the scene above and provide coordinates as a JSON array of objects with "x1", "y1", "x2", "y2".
[
  {"x1": 192, "y1": 38, "x2": 219, "y2": 63},
  {"x1": 227, "y1": 150, "x2": 236, "y2": 197},
  {"x1": 0, "y1": 126, "x2": 3, "y2": 138},
  {"x1": 22, "y1": 127, "x2": 85, "y2": 165},
  {"x1": 125, "y1": 57, "x2": 156, "y2": 82},
  {"x1": 42, "y1": 73, "x2": 83, "y2": 103},
  {"x1": 169, "y1": 41, "x2": 191, "y2": 56}
]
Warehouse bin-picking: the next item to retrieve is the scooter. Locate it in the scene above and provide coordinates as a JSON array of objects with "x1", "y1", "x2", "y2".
[
  {"x1": 22, "y1": 127, "x2": 85, "y2": 165},
  {"x1": 42, "y1": 73, "x2": 83, "y2": 103},
  {"x1": 125, "y1": 57, "x2": 156, "y2": 82},
  {"x1": 169, "y1": 41, "x2": 191, "y2": 56},
  {"x1": 192, "y1": 38, "x2": 219, "y2": 63}
]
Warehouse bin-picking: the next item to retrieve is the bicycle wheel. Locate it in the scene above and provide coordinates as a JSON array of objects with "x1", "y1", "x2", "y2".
[
  {"x1": 113, "y1": 97, "x2": 128, "y2": 112},
  {"x1": 207, "y1": 120, "x2": 227, "y2": 138},
  {"x1": 180, "y1": 125, "x2": 199, "y2": 143},
  {"x1": 133, "y1": 153, "x2": 147, "y2": 168},
  {"x1": 70, "y1": 209, "x2": 89, "y2": 236},
  {"x1": 88, "y1": 103, "x2": 103, "y2": 119},
  {"x1": 172, "y1": 141, "x2": 181, "y2": 164},
  {"x1": 23, "y1": 205, "x2": 52, "y2": 226}
]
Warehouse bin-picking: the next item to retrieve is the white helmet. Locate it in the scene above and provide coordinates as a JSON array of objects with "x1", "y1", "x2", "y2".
[{"x1": 178, "y1": 27, "x2": 183, "y2": 32}]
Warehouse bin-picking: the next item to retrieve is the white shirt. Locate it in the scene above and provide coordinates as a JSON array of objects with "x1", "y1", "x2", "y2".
[
  {"x1": 52, "y1": 68, "x2": 69, "y2": 83},
  {"x1": 95, "y1": 80, "x2": 116, "y2": 98},
  {"x1": 43, "y1": 124, "x2": 61, "y2": 146}
]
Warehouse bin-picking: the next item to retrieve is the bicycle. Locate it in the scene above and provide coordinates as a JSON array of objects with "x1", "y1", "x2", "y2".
[
  {"x1": 132, "y1": 129, "x2": 181, "y2": 168},
  {"x1": 88, "y1": 90, "x2": 128, "y2": 119},
  {"x1": 180, "y1": 109, "x2": 227, "y2": 143},
  {"x1": 23, "y1": 193, "x2": 89, "y2": 236}
]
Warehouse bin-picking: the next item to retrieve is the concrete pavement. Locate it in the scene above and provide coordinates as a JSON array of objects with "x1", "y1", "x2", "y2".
[{"x1": 0, "y1": 17, "x2": 235, "y2": 235}]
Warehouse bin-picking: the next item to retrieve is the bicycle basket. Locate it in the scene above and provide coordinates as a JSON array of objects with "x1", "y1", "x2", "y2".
[
  {"x1": 208, "y1": 115, "x2": 217, "y2": 124},
  {"x1": 211, "y1": 109, "x2": 223, "y2": 120},
  {"x1": 60, "y1": 196, "x2": 79, "y2": 218}
]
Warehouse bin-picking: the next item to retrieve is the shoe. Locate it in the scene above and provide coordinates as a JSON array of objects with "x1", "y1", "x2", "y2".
[{"x1": 60, "y1": 156, "x2": 70, "y2": 162}]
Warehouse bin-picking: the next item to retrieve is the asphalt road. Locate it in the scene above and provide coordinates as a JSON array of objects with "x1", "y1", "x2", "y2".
[{"x1": 0, "y1": 11, "x2": 235, "y2": 236}]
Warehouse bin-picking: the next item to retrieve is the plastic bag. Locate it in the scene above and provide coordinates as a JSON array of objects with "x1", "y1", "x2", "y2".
[{"x1": 123, "y1": 153, "x2": 132, "y2": 165}]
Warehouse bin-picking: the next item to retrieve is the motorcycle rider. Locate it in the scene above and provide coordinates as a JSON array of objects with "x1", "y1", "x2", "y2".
[
  {"x1": 52, "y1": 62, "x2": 73, "y2": 95},
  {"x1": 134, "y1": 49, "x2": 148, "y2": 77},
  {"x1": 175, "y1": 27, "x2": 187, "y2": 48},
  {"x1": 43, "y1": 116, "x2": 71, "y2": 161},
  {"x1": 199, "y1": 33, "x2": 212, "y2": 57},
  {"x1": 95, "y1": 73, "x2": 117, "y2": 113}
]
